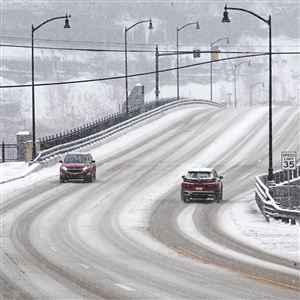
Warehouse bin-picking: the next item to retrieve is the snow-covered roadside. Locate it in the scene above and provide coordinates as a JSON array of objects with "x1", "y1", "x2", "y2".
[
  {"x1": 218, "y1": 190, "x2": 300, "y2": 262},
  {"x1": 0, "y1": 105, "x2": 207, "y2": 199},
  {"x1": 177, "y1": 205, "x2": 299, "y2": 276},
  {"x1": 1, "y1": 105, "x2": 299, "y2": 267},
  {"x1": 120, "y1": 173, "x2": 299, "y2": 268},
  {"x1": 0, "y1": 162, "x2": 41, "y2": 184}
]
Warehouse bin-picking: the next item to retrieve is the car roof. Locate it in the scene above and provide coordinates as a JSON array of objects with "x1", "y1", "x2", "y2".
[{"x1": 187, "y1": 168, "x2": 214, "y2": 172}]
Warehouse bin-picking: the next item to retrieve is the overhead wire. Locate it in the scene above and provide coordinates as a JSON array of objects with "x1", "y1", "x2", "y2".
[
  {"x1": 0, "y1": 52, "x2": 272, "y2": 89},
  {"x1": 1, "y1": 35, "x2": 299, "y2": 49},
  {"x1": 0, "y1": 43, "x2": 299, "y2": 89},
  {"x1": 1, "y1": 43, "x2": 299, "y2": 55}
]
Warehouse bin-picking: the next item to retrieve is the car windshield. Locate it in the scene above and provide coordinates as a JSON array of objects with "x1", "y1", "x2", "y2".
[
  {"x1": 187, "y1": 171, "x2": 212, "y2": 179},
  {"x1": 64, "y1": 155, "x2": 89, "y2": 163}
]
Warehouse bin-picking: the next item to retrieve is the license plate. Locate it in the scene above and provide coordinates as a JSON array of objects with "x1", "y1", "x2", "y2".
[{"x1": 196, "y1": 187, "x2": 203, "y2": 191}]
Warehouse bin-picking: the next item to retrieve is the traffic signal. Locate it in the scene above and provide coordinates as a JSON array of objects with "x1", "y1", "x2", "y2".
[{"x1": 193, "y1": 49, "x2": 201, "y2": 58}]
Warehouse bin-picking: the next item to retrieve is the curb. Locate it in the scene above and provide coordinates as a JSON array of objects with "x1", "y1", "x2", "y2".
[{"x1": 0, "y1": 163, "x2": 42, "y2": 184}]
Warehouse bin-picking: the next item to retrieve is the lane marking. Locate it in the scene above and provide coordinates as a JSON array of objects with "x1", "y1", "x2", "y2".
[
  {"x1": 172, "y1": 245, "x2": 300, "y2": 292},
  {"x1": 176, "y1": 205, "x2": 300, "y2": 292},
  {"x1": 114, "y1": 283, "x2": 135, "y2": 292},
  {"x1": 77, "y1": 263, "x2": 90, "y2": 269}
]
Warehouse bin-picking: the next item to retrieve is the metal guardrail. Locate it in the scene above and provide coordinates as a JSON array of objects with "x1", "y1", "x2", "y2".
[
  {"x1": 35, "y1": 99, "x2": 224, "y2": 162},
  {"x1": 39, "y1": 98, "x2": 224, "y2": 150},
  {"x1": 40, "y1": 98, "x2": 176, "y2": 150},
  {"x1": 255, "y1": 165, "x2": 300, "y2": 225}
]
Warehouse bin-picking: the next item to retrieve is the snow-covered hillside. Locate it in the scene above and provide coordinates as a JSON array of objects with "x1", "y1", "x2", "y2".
[{"x1": 1, "y1": 1, "x2": 299, "y2": 142}]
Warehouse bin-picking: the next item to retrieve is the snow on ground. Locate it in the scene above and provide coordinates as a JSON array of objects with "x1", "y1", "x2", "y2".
[
  {"x1": 178, "y1": 205, "x2": 299, "y2": 274},
  {"x1": 219, "y1": 190, "x2": 300, "y2": 262},
  {"x1": 0, "y1": 161, "x2": 38, "y2": 183},
  {"x1": 1, "y1": 105, "x2": 299, "y2": 264}
]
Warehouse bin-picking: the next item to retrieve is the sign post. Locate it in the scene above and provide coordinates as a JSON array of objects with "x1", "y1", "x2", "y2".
[{"x1": 281, "y1": 151, "x2": 297, "y2": 206}]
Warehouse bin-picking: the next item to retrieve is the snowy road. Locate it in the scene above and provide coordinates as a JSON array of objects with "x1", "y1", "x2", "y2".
[{"x1": 1, "y1": 105, "x2": 300, "y2": 299}]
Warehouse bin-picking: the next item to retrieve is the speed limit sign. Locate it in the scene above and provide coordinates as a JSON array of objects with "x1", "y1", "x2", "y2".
[{"x1": 281, "y1": 151, "x2": 297, "y2": 170}]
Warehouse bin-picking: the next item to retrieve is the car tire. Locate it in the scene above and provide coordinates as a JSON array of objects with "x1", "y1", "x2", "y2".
[
  {"x1": 214, "y1": 194, "x2": 219, "y2": 203},
  {"x1": 183, "y1": 197, "x2": 190, "y2": 203},
  {"x1": 216, "y1": 190, "x2": 223, "y2": 203},
  {"x1": 219, "y1": 189, "x2": 223, "y2": 202},
  {"x1": 86, "y1": 175, "x2": 93, "y2": 183},
  {"x1": 60, "y1": 176, "x2": 65, "y2": 183}
]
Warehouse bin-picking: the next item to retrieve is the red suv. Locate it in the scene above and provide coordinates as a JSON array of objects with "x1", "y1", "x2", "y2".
[
  {"x1": 181, "y1": 168, "x2": 223, "y2": 203},
  {"x1": 59, "y1": 153, "x2": 96, "y2": 183}
]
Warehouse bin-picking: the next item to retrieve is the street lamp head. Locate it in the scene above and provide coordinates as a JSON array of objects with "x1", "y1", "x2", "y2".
[
  {"x1": 64, "y1": 14, "x2": 71, "y2": 29},
  {"x1": 196, "y1": 21, "x2": 200, "y2": 29},
  {"x1": 222, "y1": 10, "x2": 231, "y2": 23},
  {"x1": 148, "y1": 19, "x2": 153, "y2": 30}
]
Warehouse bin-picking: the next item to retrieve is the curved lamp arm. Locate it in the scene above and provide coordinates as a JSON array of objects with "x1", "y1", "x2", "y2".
[
  {"x1": 224, "y1": 5, "x2": 270, "y2": 25},
  {"x1": 126, "y1": 19, "x2": 152, "y2": 32},
  {"x1": 177, "y1": 21, "x2": 199, "y2": 32},
  {"x1": 211, "y1": 37, "x2": 229, "y2": 46},
  {"x1": 33, "y1": 14, "x2": 71, "y2": 32}
]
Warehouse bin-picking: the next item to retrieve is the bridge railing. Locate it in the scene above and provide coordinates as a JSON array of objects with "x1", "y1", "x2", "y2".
[
  {"x1": 255, "y1": 165, "x2": 300, "y2": 225},
  {"x1": 39, "y1": 98, "x2": 176, "y2": 150},
  {"x1": 35, "y1": 99, "x2": 224, "y2": 162}
]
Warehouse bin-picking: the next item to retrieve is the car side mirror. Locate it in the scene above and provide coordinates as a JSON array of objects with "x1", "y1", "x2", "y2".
[
  {"x1": 219, "y1": 176, "x2": 223, "y2": 179},
  {"x1": 59, "y1": 160, "x2": 63, "y2": 163},
  {"x1": 91, "y1": 160, "x2": 96, "y2": 164},
  {"x1": 182, "y1": 175, "x2": 186, "y2": 179}
]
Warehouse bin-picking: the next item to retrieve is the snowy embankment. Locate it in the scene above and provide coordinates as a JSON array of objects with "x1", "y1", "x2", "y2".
[{"x1": 1, "y1": 105, "x2": 299, "y2": 266}]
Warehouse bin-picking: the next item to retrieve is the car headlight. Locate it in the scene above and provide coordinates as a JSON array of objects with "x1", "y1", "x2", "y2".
[
  {"x1": 82, "y1": 166, "x2": 89, "y2": 172},
  {"x1": 61, "y1": 166, "x2": 68, "y2": 172}
]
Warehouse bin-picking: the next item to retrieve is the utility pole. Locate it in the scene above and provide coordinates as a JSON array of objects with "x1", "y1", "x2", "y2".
[{"x1": 155, "y1": 45, "x2": 159, "y2": 102}]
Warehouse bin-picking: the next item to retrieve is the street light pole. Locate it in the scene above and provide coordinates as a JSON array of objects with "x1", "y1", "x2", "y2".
[
  {"x1": 250, "y1": 82, "x2": 264, "y2": 106},
  {"x1": 222, "y1": 4, "x2": 274, "y2": 182},
  {"x1": 125, "y1": 19, "x2": 153, "y2": 115},
  {"x1": 155, "y1": 45, "x2": 159, "y2": 102},
  {"x1": 176, "y1": 21, "x2": 200, "y2": 100},
  {"x1": 234, "y1": 61, "x2": 250, "y2": 108},
  {"x1": 176, "y1": 29, "x2": 179, "y2": 100},
  {"x1": 227, "y1": 92, "x2": 232, "y2": 108},
  {"x1": 31, "y1": 14, "x2": 71, "y2": 160},
  {"x1": 31, "y1": 25, "x2": 35, "y2": 160},
  {"x1": 210, "y1": 37, "x2": 229, "y2": 101}
]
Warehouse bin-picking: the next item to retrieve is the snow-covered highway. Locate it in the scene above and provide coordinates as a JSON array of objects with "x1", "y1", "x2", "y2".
[{"x1": 1, "y1": 104, "x2": 300, "y2": 299}]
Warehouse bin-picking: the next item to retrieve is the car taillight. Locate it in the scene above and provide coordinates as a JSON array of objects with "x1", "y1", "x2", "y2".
[{"x1": 182, "y1": 182, "x2": 194, "y2": 189}]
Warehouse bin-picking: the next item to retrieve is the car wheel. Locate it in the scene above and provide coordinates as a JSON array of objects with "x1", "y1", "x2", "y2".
[
  {"x1": 216, "y1": 190, "x2": 223, "y2": 203},
  {"x1": 93, "y1": 172, "x2": 96, "y2": 181},
  {"x1": 215, "y1": 193, "x2": 220, "y2": 203},
  {"x1": 60, "y1": 176, "x2": 65, "y2": 183},
  {"x1": 219, "y1": 190, "x2": 223, "y2": 202},
  {"x1": 183, "y1": 197, "x2": 190, "y2": 203},
  {"x1": 86, "y1": 175, "x2": 93, "y2": 183}
]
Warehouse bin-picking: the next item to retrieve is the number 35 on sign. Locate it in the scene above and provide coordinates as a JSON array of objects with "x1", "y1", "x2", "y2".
[{"x1": 281, "y1": 151, "x2": 297, "y2": 170}]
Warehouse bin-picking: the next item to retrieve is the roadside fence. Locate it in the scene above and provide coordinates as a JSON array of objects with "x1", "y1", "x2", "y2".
[
  {"x1": 35, "y1": 99, "x2": 224, "y2": 162},
  {"x1": 39, "y1": 99, "x2": 173, "y2": 151},
  {"x1": 39, "y1": 98, "x2": 224, "y2": 151},
  {"x1": 255, "y1": 165, "x2": 300, "y2": 225},
  {"x1": 1, "y1": 142, "x2": 17, "y2": 162}
]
